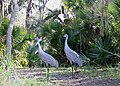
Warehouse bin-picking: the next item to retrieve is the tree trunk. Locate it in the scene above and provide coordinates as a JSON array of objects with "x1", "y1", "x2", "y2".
[
  {"x1": 100, "y1": 0, "x2": 105, "y2": 37},
  {"x1": 0, "y1": 0, "x2": 4, "y2": 25},
  {"x1": 6, "y1": 2, "x2": 19, "y2": 63},
  {"x1": 25, "y1": 0, "x2": 32, "y2": 28}
]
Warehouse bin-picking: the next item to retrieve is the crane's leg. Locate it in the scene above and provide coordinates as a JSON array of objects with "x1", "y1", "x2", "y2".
[
  {"x1": 71, "y1": 64, "x2": 75, "y2": 79},
  {"x1": 74, "y1": 63, "x2": 77, "y2": 78},
  {"x1": 46, "y1": 64, "x2": 49, "y2": 81},
  {"x1": 47, "y1": 67, "x2": 49, "y2": 81},
  {"x1": 70, "y1": 62, "x2": 75, "y2": 79}
]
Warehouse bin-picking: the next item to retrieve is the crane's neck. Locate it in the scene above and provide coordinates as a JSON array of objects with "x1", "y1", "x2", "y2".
[
  {"x1": 37, "y1": 42, "x2": 43, "y2": 52},
  {"x1": 65, "y1": 36, "x2": 69, "y2": 47}
]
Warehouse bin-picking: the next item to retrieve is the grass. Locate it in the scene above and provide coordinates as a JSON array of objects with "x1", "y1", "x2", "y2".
[
  {"x1": 0, "y1": 61, "x2": 120, "y2": 86},
  {"x1": 0, "y1": 67, "x2": 56, "y2": 86},
  {"x1": 77, "y1": 66, "x2": 120, "y2": 79},
  {"x1": 0, "y1": 60, "x2": 59, "y2": 86}
]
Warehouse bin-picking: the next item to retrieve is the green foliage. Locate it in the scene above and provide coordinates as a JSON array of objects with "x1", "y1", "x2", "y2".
[
  {"x1": 27, "y1": 44, "x2": 40, "y2": 67},
  {"x1": 0, "y1": 17, "x2": 9, "y2": 36},
  {"x1": 0, "y1": 65, "x2": 51, "y2": 86},
  {"x1": 62, "y1": 0, "x2": 120, "y2": 66},
  {"x1": 28, "y1": 0, "x2": 120, "y2": 66},
  {"x1": 0, "y1": 17, "x2": 33, "y2": 67},
  {"x1": 0, "y1": 18, "x2": 9, "y2": 63},
  {"x1": 34, "y1": 20, "x2": 65, "y2": 64},
  {"x1": 79, "y1": 66, "x2": 120, "y2": 79},
  {"x1": 87, "y1": 35, "x2": 115, "y2": 65},
  {"x1": 12, "y1": 26, "x2": 30, "y2": 66},
  {"x1": 1, "y1": 0, "x2": 120, "y2": 67}
]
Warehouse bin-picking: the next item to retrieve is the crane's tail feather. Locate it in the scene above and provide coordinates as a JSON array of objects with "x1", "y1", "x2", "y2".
[{"x1": 79, "y1": 53, "x2": 90, "y2": 63}]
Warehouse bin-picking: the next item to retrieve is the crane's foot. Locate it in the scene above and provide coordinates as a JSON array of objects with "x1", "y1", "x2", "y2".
[{"x1": 72, "y1": 73, "x2": 75, "y2": 79}]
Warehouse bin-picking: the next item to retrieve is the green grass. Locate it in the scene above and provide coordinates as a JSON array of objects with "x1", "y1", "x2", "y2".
[
  {"x1": 77, "y1": 66, "x2": 120, "y2": 79},
  {"x1": 0, "y1": 60, "x2": 59, "y2": 86},
  {"x1": 55, "y1": 66, "x2": 120, "y2": 79},
  {"x1": 0, "y1": 67, "x2": 56, "y2": 86}
]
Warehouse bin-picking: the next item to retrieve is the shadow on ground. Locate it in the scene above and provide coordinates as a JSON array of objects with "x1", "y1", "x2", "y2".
[{"x1": 15, "y1": 68, "x2": 120, "y2": 86}]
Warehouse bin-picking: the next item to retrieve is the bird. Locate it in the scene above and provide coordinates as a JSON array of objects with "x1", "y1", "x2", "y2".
[
  {"x1": 64, "y1": 34, "x2": 83, "y2": 78},
  {"x1": 35, "y1": 37, "x2": 59, "y2": 80}
]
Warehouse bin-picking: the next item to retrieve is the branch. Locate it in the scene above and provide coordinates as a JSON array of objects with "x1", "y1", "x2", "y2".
[{"x1": 32, "y1": 0, "x2": 49, "y2": 11}]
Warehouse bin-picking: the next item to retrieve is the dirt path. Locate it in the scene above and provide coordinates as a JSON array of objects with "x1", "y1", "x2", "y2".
[{"x1": 15, "y1": 68, "x2": 120, "y2": 86}]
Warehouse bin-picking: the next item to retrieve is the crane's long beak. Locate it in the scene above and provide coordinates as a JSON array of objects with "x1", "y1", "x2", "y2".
[
  {"x1": 35, "y1": 50, "x2": 38, "y2": 54},
  {"x1": 35, "y1": 42, "x2": 39, "y2": 46}
]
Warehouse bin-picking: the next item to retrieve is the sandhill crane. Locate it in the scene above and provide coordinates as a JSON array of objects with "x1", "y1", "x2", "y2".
[
  {"x1": 35, "y1": 37, "x2": 59, "y2": 80},
  {"x1": 64, "y1": 34, "x2": 83, "y2": 78}
]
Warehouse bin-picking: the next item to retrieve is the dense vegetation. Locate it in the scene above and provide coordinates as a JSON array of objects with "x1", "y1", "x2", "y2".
[
  {"x1": 0, "y1": 0, "x2": 120, "y2": 68},
  {"x1": 0, "y1": 0, "x2": 120, "y2": 86}
]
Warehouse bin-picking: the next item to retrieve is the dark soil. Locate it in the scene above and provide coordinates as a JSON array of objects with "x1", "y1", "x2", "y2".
[{"x1": 15, "y1": 68, "x2": 120, "y2": 86}]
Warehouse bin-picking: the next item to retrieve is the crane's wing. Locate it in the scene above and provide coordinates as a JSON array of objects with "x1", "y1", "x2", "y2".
[
  {"x1": 65, "y1": 47, "x2": 79, "y2": 62},
  {"x1": 80, "y1": 53, "x2": 90, "y2": 63},
  {"x1": 42, "y1": 52, "x2": 58, "y2": 68},
  {"x1": 64, "y1": 45, "x2": 85, "y2": 66}
]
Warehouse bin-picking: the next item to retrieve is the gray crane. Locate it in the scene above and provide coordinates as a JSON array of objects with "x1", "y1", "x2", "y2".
[
  {"x1": 64, "y1": 34, "x2": 83, "y2": 78},
  {"x1": 35, "y1": 37, "x2": 59, "y2": 80}
]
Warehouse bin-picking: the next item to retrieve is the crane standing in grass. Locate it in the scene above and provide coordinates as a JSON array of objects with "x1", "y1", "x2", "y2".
[
  {"x1": 64, "y1": 34, "x2": 84, "y2": 78},
  {"x1": 35, "y1": 37, "x2": 59, "y2": 80}
]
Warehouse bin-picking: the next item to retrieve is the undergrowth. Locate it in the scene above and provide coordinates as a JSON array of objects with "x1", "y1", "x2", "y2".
[{"x1": 0, "y1": 60, "x2": 59, "y2": 86}]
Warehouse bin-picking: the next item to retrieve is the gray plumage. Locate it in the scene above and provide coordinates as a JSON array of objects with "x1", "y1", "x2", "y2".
[
  {"x1": 35, "y1": 37, "x2": 58, "y2": 69},
  {"x1": 64, "y1": 34, "x2": 84, "y2": 78},
  {"x1": 64, "y1": 34, "x2": 83, "y2": 66}
]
